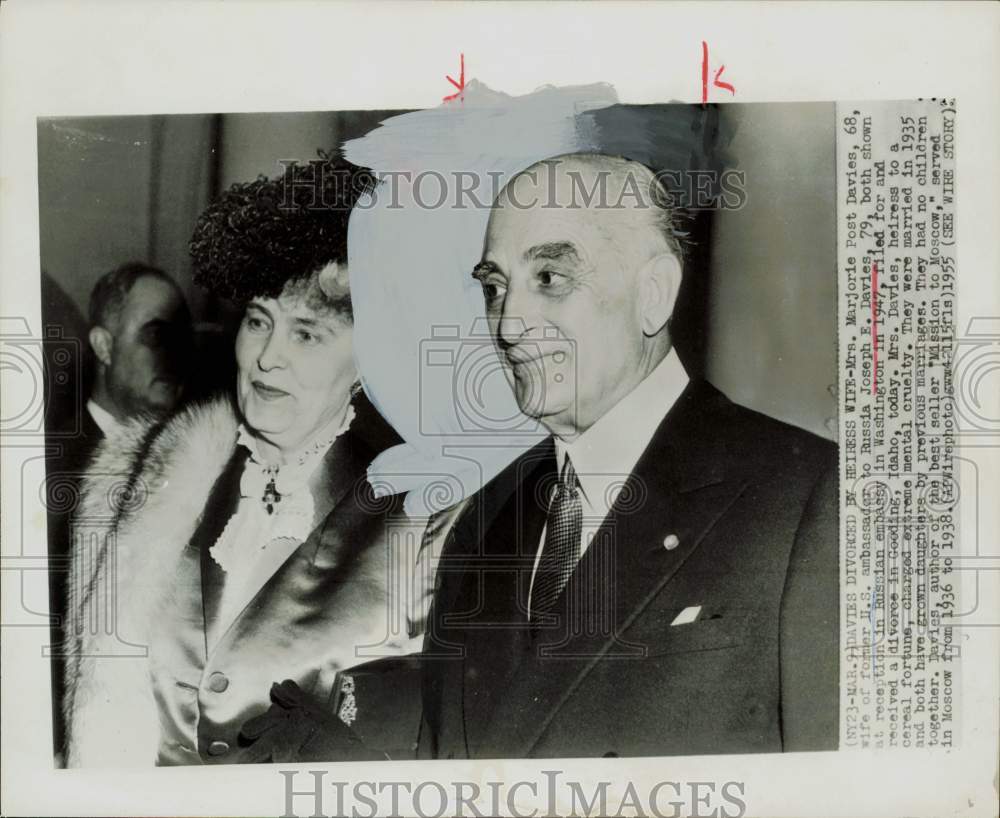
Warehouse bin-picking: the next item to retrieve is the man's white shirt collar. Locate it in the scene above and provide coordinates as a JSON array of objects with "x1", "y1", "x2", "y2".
[
  {"x1": 554, "y1": 347, "x2": 689, "y2": 522},
  {"x1": 86, "y1": 399, "x2": 120, "y2": 437}
]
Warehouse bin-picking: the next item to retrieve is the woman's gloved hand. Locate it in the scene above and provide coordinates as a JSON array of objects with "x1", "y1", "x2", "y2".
[{"x1": 236, "y1": 679, "x2": 388, "y2": 763}]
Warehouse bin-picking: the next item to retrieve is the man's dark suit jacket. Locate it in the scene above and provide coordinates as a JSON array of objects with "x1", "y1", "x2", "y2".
[{"x1": 420, "y1": 378, "x2": 839, "y2": 759}]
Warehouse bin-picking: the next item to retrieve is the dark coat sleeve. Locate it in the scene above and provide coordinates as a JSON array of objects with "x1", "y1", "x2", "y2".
[{"x1": 779, "y1": 461, "x2": 840, "y2": 751}]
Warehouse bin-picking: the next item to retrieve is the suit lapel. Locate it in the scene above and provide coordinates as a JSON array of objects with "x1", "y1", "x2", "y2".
[
  {"x1": 421, "y1": 445, "x2": 551, "y2": 759},
  {"x1": 473, "y1": 380, "x2": 749, "y2": 757},
  {"x1": 308, "y1": 425, "x2": 373, "y2": 536},
  {"x1": 193, "y1": 448, "x2": 249, "y2": 655},
  {"x1": 457, "y1": 439, "x2": 557, "y2": 754},
  {"x1": 431, "y1": 438, "x2": 552, "y2": 624}
]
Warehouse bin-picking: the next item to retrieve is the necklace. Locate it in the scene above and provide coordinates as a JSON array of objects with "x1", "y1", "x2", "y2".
[{"x1": 238, "y1": 404, "x2": 357, "y2": 515}]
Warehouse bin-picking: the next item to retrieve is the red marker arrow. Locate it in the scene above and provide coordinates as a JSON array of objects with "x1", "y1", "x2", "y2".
[
  {"x1": 714, "y1": 64, "x2": 735, "y2": 95},
  {"x1": 701, "y1": 41, "x2": 736, "y2": 104},
  {"x1": 444, "y1": 53, "x2": 465, "y2": 103}
]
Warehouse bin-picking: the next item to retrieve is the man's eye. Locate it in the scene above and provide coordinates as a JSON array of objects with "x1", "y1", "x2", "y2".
[
  {"x1": 537, "y1": 269, "x2": 566, "y2": 288},
  {"x1": 245, "y1": 315, "x2": 269, "y2": 332}
]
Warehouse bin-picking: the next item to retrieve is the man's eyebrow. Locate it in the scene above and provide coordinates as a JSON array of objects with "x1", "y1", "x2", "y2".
[
  {"x1": 523, "y1": 241, "x2": 581, "y2": 263},
  {"x1": 472, "y1": 260, "x2": 503, "y2": 279}
]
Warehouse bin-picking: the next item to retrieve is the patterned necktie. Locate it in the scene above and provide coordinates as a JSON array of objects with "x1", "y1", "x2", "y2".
[{"x1": 530, "y1": 455, "x2": 582, "y2": 619}]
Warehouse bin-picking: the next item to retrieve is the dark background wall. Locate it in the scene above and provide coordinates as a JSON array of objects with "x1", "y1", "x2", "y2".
[
  {"x1": 705, "y1": 103, "x2": 837, "y2": 439},
  {"x1": 37, "y1": 110, "x2": 395, "y2": 408}
]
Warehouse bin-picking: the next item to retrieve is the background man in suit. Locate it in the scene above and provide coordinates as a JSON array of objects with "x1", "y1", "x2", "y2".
[
  {"x1": 421, "y1": 153, "x2": 839, "y2": 759},
  {"x1": 46, "y1": 261, "x2": 191, "y2": 761},
  {"x1": 85, "y1": 261, "x2": 192, "y2": 437}
]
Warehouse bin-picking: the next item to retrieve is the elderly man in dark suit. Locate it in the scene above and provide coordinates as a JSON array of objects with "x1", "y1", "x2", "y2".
[{"x1": 420, "y1": 153, "x2": 839, "y2": 759}]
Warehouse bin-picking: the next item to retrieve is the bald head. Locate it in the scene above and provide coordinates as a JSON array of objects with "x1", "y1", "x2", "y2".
[
  {"x1": 496, "y1": 154, "x2": 685, "y2": 270},
  {"x1": 475, "y1": 153, "x2": 685, "y2": 438}
]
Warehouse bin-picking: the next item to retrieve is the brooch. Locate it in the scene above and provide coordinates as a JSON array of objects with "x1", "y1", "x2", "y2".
[
  {"x1": 337, "y1": 674, "x2": 357, "y2": 726},
  {"x1": 262, "y1": 469, "x2": 282, "y2": 515}
]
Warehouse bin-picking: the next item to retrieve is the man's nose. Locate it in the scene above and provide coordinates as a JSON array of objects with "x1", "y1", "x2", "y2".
[
  {"x1": 256, "y1": 332, "x2": 288, "y2": 371},
  {"x1": 496, "y1": 284, "x2": 538, "y2": 349}
]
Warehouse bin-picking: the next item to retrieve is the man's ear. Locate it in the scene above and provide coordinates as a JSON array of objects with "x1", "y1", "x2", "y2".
[
  {"x1": 88, "y1": 326, "x2": 113, "y2": 367},
  {"x1": 638, "y1": 252, "x2": 682, "y2": 336}
]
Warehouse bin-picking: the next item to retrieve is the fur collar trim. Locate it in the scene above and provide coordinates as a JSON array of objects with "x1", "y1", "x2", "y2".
[{"x1": 64, "y1": 398, "x2": 239, "y2": 767}]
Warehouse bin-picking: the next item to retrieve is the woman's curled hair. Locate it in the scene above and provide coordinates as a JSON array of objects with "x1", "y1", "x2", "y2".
[{"x1": 189, "y1": 152, "x2": 375, "y2": 312}]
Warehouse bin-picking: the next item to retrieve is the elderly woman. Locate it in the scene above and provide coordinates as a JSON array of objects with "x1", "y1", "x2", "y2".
[{"x1": 63, "y1": 155, "x2": 411, "y2": 767}]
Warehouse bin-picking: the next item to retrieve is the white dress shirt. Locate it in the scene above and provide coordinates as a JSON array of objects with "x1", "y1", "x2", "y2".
[
  {"x1": 527, "y1": 348, "x2": 690, "y2": 614},
  {"x1": 86, "y1": 399, "x2": 120, "y2": 437}
]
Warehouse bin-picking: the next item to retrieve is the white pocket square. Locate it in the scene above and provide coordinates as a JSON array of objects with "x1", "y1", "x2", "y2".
[{"x1": 670, "y1": 606, "x2": 702, "y2": 626}]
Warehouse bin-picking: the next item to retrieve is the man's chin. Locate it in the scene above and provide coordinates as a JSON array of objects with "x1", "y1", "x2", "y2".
[{"x1": 513, "y1": 391, "x2": 574, "y2": 433}]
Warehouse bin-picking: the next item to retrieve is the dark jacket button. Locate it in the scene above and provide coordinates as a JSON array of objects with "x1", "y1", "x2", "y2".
[
  {"x1": 207, "y1": 740, "x2": 230, "y2": 756},
  {"x1": 603, "y1": 751, "x2": 618, "y2": 758}
]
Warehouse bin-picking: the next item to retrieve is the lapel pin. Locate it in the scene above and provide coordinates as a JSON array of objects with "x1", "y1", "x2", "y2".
[{"x1": 663, "y1": 534, "x2": 680, "y2": 551}]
